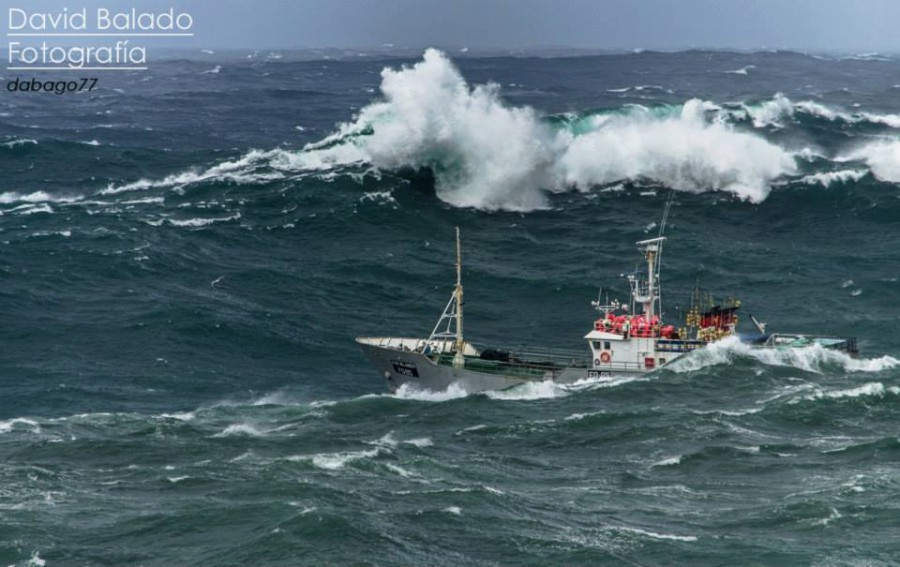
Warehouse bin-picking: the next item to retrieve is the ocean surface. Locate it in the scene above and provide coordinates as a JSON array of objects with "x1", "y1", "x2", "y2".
[{"x1": 2, "y1": 47, "x2": 900, "y2": 566}]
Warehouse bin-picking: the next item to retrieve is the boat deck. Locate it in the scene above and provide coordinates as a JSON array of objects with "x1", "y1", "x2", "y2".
[{"x1": 433, "y1": 346, "x2": 590, "y2": 379}]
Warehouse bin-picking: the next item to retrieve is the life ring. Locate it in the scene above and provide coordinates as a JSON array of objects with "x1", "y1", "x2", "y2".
[
  {"x1": 594, "y1": 358, "x2": 601, "y2": 366},
  {"x1": 600, "y1": 352, "x2": 611, "y2": 363}
]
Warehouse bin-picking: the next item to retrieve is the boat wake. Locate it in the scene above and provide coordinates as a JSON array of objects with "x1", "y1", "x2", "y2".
[{"x1": 667, "y1": 336, "x2": 899, "y2": 374}]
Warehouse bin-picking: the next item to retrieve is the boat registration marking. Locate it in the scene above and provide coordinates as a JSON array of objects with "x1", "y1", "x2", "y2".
[{"x1": 391, "y1": 360, "x2": 419, "y2": 377}]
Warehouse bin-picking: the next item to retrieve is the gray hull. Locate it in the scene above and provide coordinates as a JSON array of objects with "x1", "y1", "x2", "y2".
[{"x1": 357, "y1": 338, "x2": 641, "y2": 393}]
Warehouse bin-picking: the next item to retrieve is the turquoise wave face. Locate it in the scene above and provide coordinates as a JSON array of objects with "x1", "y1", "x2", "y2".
[{"x1": 1, "y1": 49, "x2": 900, "y2": 566}]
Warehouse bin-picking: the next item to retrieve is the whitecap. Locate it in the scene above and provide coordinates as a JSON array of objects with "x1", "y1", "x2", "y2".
[
  {"x1": 392, "y1": 382, "x2": 470, "y2": 401},
  {"x1": 0, "y1": 191, "x2": 80, "y2": 204},
  {"x1": 368, "y1": 432, "x2": 398, "y2": 448},
  {"x1": 276, "y1": 50, "x2": 794, "y2": 209},
  {"x1": 802, "y1": 382, "x2": 899, "y2": 401},
  {"x1": 359, "y1": 190, "x2": 397, "y2": 204},
  {"x1": 100, "y1": 150, "x2": 282, "y2": 195},
  {"x1": 668, "y1": 335, "x2": 899, "y2": 374},
  {"x1": 403, "y1": 437, "x2": 433, "y2": 448},
  {"x1": 1, "y1": 138, "x2": 37, "y2": 148},
  {"x1": 214, "y1": 423, "x2": 266, "y2": 437},
  {"x1": 157, "y1": 411, "x2": 196, "y2": 421},
  {"x1": 296, "y1": 448, "x2": 380, "y2": 470},
  {"x1": 614, "y1": 525, "x2": 698, "y2": 542},
  {"x1": 167, "y1": 212, "x2": 241, "y2": 227},
  {"x1": 485, "y1": 380, "x2": 566, "y2": 400},
  {"x1": 724, "y1": 65, "x2": 755, "y2": 75},
  {"x1": 0, "y1": 417, "x2": 41, "y2": 434},
  {"x1": 385, "y1": 463, "x2": 415, "y2": 478},
  {"x1": 841, "y1": 140, "x2": 900, "y2": 183},
  {"x1": 798, "y1": 169, "x2": 867, "y2": 187},
  {"x1": 651, "y1": 455, "x2": 682, "y2": 467}
]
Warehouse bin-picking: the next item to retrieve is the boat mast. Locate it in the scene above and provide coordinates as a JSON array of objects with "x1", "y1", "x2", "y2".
[
  {"x1": 454, "y1": 226, "x2": 464, "y2": 354},
  {"x1": 427, "y1": 227, "x2": 466, "y2": 356},
  {"x1": 634, "y1": 236, "x2": 665, "y2": 319}
]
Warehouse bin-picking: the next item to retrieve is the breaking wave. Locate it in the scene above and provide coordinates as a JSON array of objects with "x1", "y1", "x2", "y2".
[
  {"x1": 733, "y1": 93, "x2": 900, "y2": 129},
  {"x1": 668, "y1": 336, "x2": 900, "y2": 374},
  {"x1": 292, "y1": 50, "x2": 797, "y2": 207},
  {"x1": 841, "y1": 140, "x2": 900, "y2": 183},
  {"x1": 95, "y1": 53, "x2": 900, "y2": 212}
]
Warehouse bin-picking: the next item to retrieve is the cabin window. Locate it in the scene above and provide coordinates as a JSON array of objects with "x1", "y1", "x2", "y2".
[
  {"x1": 604, "y1": 341, "x2": 611, "y2": 350},
  {"x1": 592, "y1": 341, "x2": 603, "y2": 350}
]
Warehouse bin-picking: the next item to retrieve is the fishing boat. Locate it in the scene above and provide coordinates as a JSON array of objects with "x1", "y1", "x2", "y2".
[{"x1": 356, "y1": 226, "x2": 857, "y2": 393}]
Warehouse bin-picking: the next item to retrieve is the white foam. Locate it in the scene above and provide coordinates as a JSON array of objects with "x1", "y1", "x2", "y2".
[
  {"x1": 842, "y1": 140, "x2": 900, "y2": 182},
  {"x1": 167, "y1": 212, "x2": 241, "y2": 227},
  {"x1": 0, "y1": 191, "x2": 79, "y2": 204},
  {"x1": 368, "y1": 432, "x2": 399, "y2": 448},
  {"x1": 615, "y1": 526, "x2": 698, "y2": 542},
  {"x1": 812, "y1": 507, "x2": 843, "y2": 526},
  {"x1": 798, "y1": 169, "x2": 867, "y2": 187},
  {"x1": 668, "y1": 335, "x2": 899, "y2": 374},
  {"x1": 802, "y1": 382, "x2": 900, "y2": 401},
  {"x1": 0, "y1": 417, "x2": 41, "y2": 434},
  {"x1": 94, "y1": 55, "x2": 900, "y2": 212},
  {"x1": 157, "y1": 411, "x2": 196, "y2": 421},
  {"x1": 26, "y1": 551, "x2": 46, "y2": 567},
  {"x1": 215, "y1": 423, "x2": 266, "y2": 437},
  {"x1": 1, "y1": 138, "x2": 37, "y2": 148},
  {"x1": 724, "y1": 65, "x2": 755, "y2": 75},
  {"x1": 556, "y1": 98, "x2": 796, "y2": 203},
  {"x1": 285, "y1": 51, "x2": 795, "y2": 208},
  {"x1": 359, "y1": 190, "x2": 397, "y2": 204},
  {"x1": 290, "y1": 448, "x2": 380, "y2": 470},
  {"x1": 299, "y1": 49, "x2": 553, "y2": 211},
  {"x1": 392, "y1": 382, "x2": 470, "y2": 401},
  {"x1": 166, "y1": 475, "x2": 190, "y2": 483},
  {"x1": 119, "y1": 197, "x2": 165, "y2": 205},
  {"x1": 403, "y1": 437, "x2": 433, "y2": 448},
  {"x1": 651, "y1": 455, "x2": 682, "y2": 467},
  {"x1": 17, "y1": 204, "x2": 54, "y2": 215},
  {"x1": 566, "y1": 374, "x2": 646, "y2": 390},
  {"x1": 442, "y1": 505, "x2": 462, "y2": 515},
  {"x1": 100, "y1": 150, "x2": 281, "y2": 195},
  {"x1": 385, "y1": 463, "x2": 415, "y2": 478},
  {"x1": 485, "y1": 380, "x2": 566, "y2": 400}
]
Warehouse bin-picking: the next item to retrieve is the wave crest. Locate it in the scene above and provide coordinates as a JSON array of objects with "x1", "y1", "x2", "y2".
[
  {"x1": 669, "y1": 335, "x2": 899, "y2": 374},
  {"x1": 276, "y1": 50, "x2": 798, "y2": 209},
  {"x1": 95, "y1": 54, "x2": 900, "y2": 212}
]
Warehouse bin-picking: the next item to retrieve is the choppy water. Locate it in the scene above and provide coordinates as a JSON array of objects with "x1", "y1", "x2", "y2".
[{"x1": 2, "y1": 48, "x2": 900, "y2": 565}]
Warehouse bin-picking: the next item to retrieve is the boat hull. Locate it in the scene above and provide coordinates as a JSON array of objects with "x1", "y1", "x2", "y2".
[{"x1": 356, "y1": 338, "x2": 642, "y2": 393}]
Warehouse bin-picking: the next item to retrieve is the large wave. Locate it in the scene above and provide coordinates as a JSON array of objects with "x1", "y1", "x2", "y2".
[
  {"x1": 97, "y1": 50, "x2": 900, "y2": 212},
  {"x1": 285, "y1": 49, "x2": 797, "y2": 209},
  {"x1": 554, "y1": 100, "x2": 795, "y2": 203}
]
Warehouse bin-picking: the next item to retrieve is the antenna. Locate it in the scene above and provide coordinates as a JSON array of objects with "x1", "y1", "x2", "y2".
[
  {"x1": 454, "y1": 227, "x2": 464, "y2": 354},
  {"x1": 750, "y1": 314, "x2": 767, "y2": 334},
  {"x1": 655, "y1": 190, "x2": 675, "y2": 317}
]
